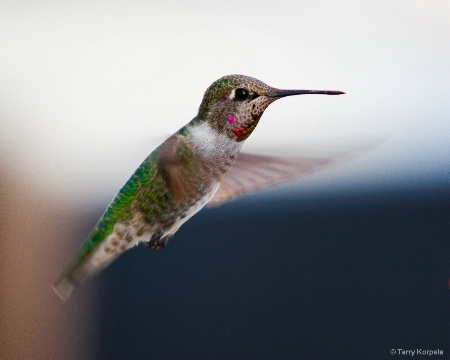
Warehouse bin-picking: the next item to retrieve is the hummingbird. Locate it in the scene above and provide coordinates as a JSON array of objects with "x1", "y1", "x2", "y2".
[{"x1": 53, "y1": 74, "x2": 344, "y2": 301}]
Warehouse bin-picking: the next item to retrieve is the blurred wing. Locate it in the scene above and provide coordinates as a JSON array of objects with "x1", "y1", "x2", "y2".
[
  {"x1": 208, "y1": 153, "x2": 335, "y2": 206},
  {"x1": 159, "y1": 135, "x2": 200, "y2": 204}
]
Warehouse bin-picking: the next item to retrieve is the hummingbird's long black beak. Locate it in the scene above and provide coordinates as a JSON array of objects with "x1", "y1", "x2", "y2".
[{"x1": 266, "y1": 89, "x2": 345, "y2": 98}]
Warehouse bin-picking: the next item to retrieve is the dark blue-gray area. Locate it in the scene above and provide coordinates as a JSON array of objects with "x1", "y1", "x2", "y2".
[{"x1": 92, "y1": 183, "x2": 450, "y2": 360}]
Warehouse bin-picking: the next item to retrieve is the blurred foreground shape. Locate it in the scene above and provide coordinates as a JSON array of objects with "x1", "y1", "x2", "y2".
[{"x1": 0, "y1": 162, "x2": 95, "y2": 360}]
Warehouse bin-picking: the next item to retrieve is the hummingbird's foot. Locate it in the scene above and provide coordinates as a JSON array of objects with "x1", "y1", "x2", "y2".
[
  {"x1": 144, "y1": 238, "x2": 166, "y2": 249},
  {"x1": 144, "y1": 230, "x2": 171, "y2": 250}
]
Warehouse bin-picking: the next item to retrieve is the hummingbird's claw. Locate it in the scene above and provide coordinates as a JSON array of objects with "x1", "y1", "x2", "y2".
[{"x1": 144, "y1": 231, "x2": 171, "y2": 249}]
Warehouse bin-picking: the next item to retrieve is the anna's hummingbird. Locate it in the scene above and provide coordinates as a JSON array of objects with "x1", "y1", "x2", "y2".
[{"x1": 53, "y1": 74, "x2": 344, "y2": 301}]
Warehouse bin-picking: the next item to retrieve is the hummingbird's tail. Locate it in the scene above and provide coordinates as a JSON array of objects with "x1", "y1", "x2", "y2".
[
  {"x1": 52, "y1": 235, "x2": 130, "y2": 301},
  {"x1": 52, "y1": 224, "x2": 144, "y2": 301},
  {"x1": 52, "y1": 255, "x2": 107, "y2": 302},
  {"x1": 52, "y1": 248, "x2": 119, "y2": 301},
  {"x1": 52, "y1": 273, "x2": 79, "y2": 302}
]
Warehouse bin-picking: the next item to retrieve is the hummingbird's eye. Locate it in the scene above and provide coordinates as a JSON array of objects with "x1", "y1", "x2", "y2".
[{"x1": 235, "y1": 88, "x2": 249, "y2": 100}]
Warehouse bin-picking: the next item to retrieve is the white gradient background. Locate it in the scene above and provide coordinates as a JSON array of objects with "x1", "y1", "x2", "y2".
[
  {"x1": 1, "y1": 1, "x2": 449, "y2": 358},
  {"x1": 1, "y1": 0, "x2": 449, "y2": 206}
]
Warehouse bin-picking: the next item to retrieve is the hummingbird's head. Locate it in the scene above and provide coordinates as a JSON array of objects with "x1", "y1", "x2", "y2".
[{"x1": 197, "y1": 74, "x2": 344, "y2": 142}]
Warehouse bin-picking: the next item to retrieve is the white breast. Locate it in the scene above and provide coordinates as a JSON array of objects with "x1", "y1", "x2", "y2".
[{"x1": 188, "y1": 121, "x2": 242, "y2": 161}]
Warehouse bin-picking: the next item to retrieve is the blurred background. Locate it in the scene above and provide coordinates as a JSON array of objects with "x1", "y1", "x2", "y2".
[{"x1": 0, "y1": 0, "x2": 449, "y2": 359}]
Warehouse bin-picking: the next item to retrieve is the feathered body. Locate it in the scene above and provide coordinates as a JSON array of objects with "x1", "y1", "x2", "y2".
[{"x1": 53, "y1": 75, "x2": 344, "y2": 300}]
